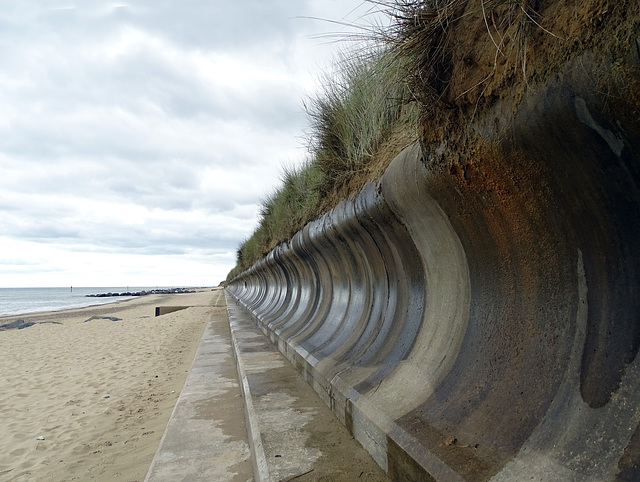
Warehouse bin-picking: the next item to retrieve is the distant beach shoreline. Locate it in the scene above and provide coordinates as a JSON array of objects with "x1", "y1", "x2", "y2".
[
  {"x1": 0, "y1": 286, "x2": 201, "y2": 318},
  {"x1": 0, "y1": 288, "x2": 217, "y2": 481}
]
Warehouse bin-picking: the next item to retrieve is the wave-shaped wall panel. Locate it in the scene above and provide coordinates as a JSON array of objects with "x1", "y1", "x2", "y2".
[{"x1": 228, "y1": 51, "x2": 640, "y2": 481}]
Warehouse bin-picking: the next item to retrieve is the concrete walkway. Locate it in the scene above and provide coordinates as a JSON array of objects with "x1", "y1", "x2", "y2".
[
  {"x1": 225, "y1": 291, "x2": 388, "y2": 482},
  {"x1": 146, "y1": 288, "x2": 388, "y2": 481},
  {"x1": 145, "y1": 289, "x2": 253, "y2": 482}
]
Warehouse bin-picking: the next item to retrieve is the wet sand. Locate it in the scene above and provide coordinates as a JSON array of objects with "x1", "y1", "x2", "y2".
[{"x1": 0, "y1": 288, "x2": 219, "y2": 481}]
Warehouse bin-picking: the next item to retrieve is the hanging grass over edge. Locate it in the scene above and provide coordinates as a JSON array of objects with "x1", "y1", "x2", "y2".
[
  {"x1": 305, "y1": 47, "x2": 419, "y2": 190},
  {"x1": 226, "y1": 45, "x2": 419, "y2": 281}
]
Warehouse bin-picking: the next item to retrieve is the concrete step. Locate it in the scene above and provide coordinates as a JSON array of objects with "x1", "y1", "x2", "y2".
[
  {"x1": 146, "y1": 288, "x2": 388, "y2": 481},
  {"x1": 145, "y1": 290, "x2": 253, "y2": 482},
  {"x1": 225, "y1": 291, "x2": 389, "y2": 482}
]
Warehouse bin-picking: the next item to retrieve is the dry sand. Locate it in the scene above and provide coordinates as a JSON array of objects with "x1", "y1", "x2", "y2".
[{"x1": 0, "y1": 288, "x2": 220, "y2": 482}]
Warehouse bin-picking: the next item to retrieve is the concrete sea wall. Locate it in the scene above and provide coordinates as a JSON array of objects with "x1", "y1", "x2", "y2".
[{"x1": 228, "y1": 51, "x2": 640, "y2": 481}]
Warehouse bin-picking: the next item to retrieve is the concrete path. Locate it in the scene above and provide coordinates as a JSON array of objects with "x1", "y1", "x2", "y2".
[
  {"x1": 225, "y1": 291, "x2": 389, "y2": 482},
  {"x1": 146, "y1": 287, "x2": 388, "y2": 481},
  {"x1": 145, "y1": 289, "x2": 253, "y2": 482}
]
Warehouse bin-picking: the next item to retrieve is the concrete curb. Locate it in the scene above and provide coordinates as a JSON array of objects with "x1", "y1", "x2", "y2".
[
  {"x1": 144, "y1": 309, "x2": 213, "y2": 482},
  {"x1": 226, "y1": 293, "x2": 270, "y2": 482},
  {"x1": 225, "y1": 290, "x2": 389, "y2": 482},
  {"x1": 144, "y1": 291, "x2": 252, "y2": 482}
]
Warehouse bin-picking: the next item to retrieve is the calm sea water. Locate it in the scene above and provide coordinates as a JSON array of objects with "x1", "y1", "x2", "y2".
[{"x1": 0, "y1": 287, "x2": 172, "y2": 317}]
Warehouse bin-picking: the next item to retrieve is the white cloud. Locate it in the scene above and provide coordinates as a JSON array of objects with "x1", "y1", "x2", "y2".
[{"x1": 0, "y1": 0, "x2": 375, "y2": 287}]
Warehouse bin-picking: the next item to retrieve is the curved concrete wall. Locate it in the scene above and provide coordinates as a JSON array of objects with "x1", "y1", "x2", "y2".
[{"x1": 228, "y1": 51, "x2": 640, "y2": 481}]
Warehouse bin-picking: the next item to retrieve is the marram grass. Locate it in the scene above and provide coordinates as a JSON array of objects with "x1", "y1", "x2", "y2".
[{"x1": 227, "y1": 45, "x2": 418, "y2": 279}]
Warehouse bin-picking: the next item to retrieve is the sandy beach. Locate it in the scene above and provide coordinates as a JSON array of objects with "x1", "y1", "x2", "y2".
[{"x1": 0, "y1": 287, "x2": 221, "y2": 481}]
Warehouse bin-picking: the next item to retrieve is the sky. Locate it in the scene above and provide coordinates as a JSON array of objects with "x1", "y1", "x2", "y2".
[{"x1": 0, "y1": 1, "x2": 384, "y2": 288}]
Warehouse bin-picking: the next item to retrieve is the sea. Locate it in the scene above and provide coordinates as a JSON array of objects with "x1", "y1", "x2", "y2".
[{"x1": 0, "y1": 286, "x2": 175, "y2": 317}]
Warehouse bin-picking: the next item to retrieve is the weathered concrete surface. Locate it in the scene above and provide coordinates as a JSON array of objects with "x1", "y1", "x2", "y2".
[
  {"x1": 228, "y1": 48, "x2": 640, "y2": 481},
  {"x1": 225, "y1": 290, "x2": 389, "y2": 482},
  {"x1": 146, "y1": 288, "x2": 387, "y2": 482},
  {"x1": 145, "y1": 290, "x2": 253, "y2": 482}
]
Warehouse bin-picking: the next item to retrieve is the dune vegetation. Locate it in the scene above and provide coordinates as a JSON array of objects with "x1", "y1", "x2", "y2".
[
  {"x1": 227, "y1": 44, "x2": 420, "y2": 280},
  {"x1": 226, "y1": 0, "x2": 637, "y2": 281}
]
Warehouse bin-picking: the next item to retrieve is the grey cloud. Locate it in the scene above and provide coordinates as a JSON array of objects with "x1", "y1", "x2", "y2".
[
  {"x1": 4, "y1": 212, "x2": 245, "y2": 256},
  {"x1": 114, "y1": 0, "x2": 300, "y2": 51},
  {"x1": 18, "y1": 224, "x2": 81, "y2": 241},
  {"x1": 0, "y1": 257, "x2": 41, "y2": 267},
  {"x1": 0, "y1": 0, "x2": 367, "y2": 285}
]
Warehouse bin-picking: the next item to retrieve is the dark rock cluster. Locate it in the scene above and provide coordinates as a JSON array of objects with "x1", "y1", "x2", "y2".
[
  {"x1": 86, "y1": 288, "x2": 197, "y2": 298},
  {"x1": 0, "y1": 320, "x2": 62, "y2": 331},
  {"x1": 83, "y1": 316, "x2": 122, "y2": 322},
  {"x1": 0, "y1": 319, "x2": 35, "y2": 330}
]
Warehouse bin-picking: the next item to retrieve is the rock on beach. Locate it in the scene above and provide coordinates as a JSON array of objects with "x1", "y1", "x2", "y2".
[{"x1": 85, "y1": 288, "x2": 197, "y2": 298}]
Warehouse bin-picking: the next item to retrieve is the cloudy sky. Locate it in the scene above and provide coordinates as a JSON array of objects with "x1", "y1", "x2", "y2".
[{"x1": 0, "y1": 1, "x2": 383, "y2": 288}]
